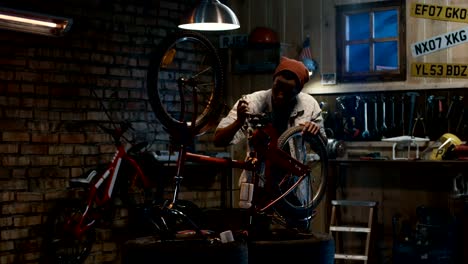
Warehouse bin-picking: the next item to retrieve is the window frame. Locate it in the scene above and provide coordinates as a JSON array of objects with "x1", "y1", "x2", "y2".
[{"x1": 336, "y1": 0, "x2": 406, "y2": 83}]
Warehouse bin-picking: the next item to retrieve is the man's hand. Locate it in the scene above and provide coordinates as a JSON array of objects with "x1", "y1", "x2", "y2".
[
  {"x1": 301, "y1": 121, "x2": 320, "y2": 135},
  {"x1": 213, "y1": 98, "x2": 250, "y2": 147}
]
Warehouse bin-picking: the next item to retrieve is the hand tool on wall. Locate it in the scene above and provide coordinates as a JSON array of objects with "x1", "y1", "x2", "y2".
[
  {"x1": 335, "y1": 97, "x2": 346, "y2": 140},
  {"x1": 445, "y1": 95, "x2": 464, "y2": 133},
  {"x1": 390, "y1": 96, "x2": 397, "y2": 137},
  {"x1": 400, "y1": 94, "x2": 405, "y2": 136},
  {"x1": 456, "y1": 107, "x2": 468, "y2": 136},
  {"x1": 336, "y1": 96, "x2": 360, "y2": 140},
  {"x1": 362, "y1": 98, "x2": 370, "y2": 139},
  {"x1": 336, "y1": 96, "x2": 348, "y2": 140},
  {"x1": 435, "y1": 96, "x2": 447, "y2": 137},
  {"x1": 406, "y1": 92, "x2": 419, "y2": 136},
  {"x1": 373, "y1": 96, "x2": 379, "y2": 139},
  {"x1": 437, "y1": 96, "x2": 445, "y2": 119},
  {"x1": 426, "y1": 95, "x2": 448, "y2": 140},
  {"x1": 353, "y1": 96, "x2": 362, "y2": 139},
  {"x1": 446, "y1": 96, "x2": 455, "y2": 133},
  {"x1": 381, "y1": 95, "x2": 388, "y2": 138},
  {"x1": 426, "y1": 95, "x2": 435, "y2": 138},
  {"x1": 411, "y1": 112, "x2": 426, "y2": 138},
  {"x1": 321, "y1": 100, "x2": 339, "y2": 140},
  {"x1": 350, "y1": 116, "x2": 360, "y2": 138}
]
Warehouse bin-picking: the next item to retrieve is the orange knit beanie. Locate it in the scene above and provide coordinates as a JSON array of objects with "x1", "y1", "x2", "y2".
[{"x1": 273, "y1": 56, "x2": 310, "y2": 88}]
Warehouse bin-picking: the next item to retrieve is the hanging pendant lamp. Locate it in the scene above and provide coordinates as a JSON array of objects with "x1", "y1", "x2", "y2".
[{"x1": 178, "y1": 0, "x2": 240, "y2": 31}]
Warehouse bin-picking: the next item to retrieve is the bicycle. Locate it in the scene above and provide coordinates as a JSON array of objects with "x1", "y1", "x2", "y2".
[
  {"x1": 41, "y1": 121, "x2": 203, "y2": 264},
  {"x1": 146, "y1": 30, "x2": 328, "y2": 237}
]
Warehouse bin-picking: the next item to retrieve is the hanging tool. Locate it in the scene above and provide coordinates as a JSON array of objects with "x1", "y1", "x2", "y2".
[
  {"x1": 426, "y1": 95, "x2": 435, "y2": 119},
  {"x1": 336, "y1": 96, "x2": 351, "y2": 140},
  {"x1": 335, "y1": 96, "x2": 346, "y2": 140},
  {"x1": 411, "y1": 112, "x2": 426, "y2": 138},
  {"x1": 426, "y1": 95, "x2": 436, "y2": 139},
  {"x1": 362, "y1": 98, "x2": 370, "y2": 139},
  {"x1": 389, "y1": 96, "x2": 397, "y2": 137},
  {"x1": 336, "y1": 96, "x2": 361, "y2": 140},
  {"x1": 381, "y1": 95, "x2": 388, "y2": 138},
  {"x1": 437, "y1": 96, "x2": 445, "y2": 119},
  {"x1": 373, "y1": 96, "x2": 379, "y2": 139},
  {"x1": 435, "y1": 96, "x2": 447, "y2": 136},
  {"x1": 456, "y1": 107, "x2": 468, "y2": 136},
  {"x1": 336, "y1": 96, "x2": 346, "y2": 112},
  {"x1": 426, "y1": 95, "x2": 447, "y2": 139},
  {"x1": 400, "y1": 94, "x2": 405, "y2": 136},
  {"x1": 445, "y1": 95, "x2": 464, "y2": 133},
  {"x1": 406, "y1": 92, "x2": 419, "y2": 136}
]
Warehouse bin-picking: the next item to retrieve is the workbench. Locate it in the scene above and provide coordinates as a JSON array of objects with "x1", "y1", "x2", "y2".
[{"x1": 326, "y1": 158, "x2": 468, "y2": 263}]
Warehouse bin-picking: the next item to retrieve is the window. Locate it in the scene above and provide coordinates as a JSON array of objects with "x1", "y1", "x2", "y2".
[{"x1": 336, "y1": 1, "x2": 406, "y2": 82}]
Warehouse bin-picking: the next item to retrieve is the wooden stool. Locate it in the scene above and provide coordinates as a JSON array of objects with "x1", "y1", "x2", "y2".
[{"x1": 329, "y1": 200, "x2": 377, "y2": 263}]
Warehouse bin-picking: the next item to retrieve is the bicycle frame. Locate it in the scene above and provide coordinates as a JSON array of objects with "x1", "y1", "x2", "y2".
[
  {"x1": 172, "y1": 122, "x2": 310, "y2": 213},
  {"x1": 167, "y1": 78, "x2": 312, "y2": 216}
]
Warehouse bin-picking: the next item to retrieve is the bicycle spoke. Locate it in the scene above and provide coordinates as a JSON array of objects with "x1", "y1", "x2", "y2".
[
  {"x1": 148, "y1": 31, "x2": 223, "y2": 137},
  {"x1": 274, "y1": 125, "x2": 328, "y2": 231},
  {"x1": 191, "y1": 65, "x2": 212, "y2": 79}
]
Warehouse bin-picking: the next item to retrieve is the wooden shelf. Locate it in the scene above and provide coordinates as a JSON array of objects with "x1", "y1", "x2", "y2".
[{"x1": 330, "y1": 158, "x2": 468, "y2": 168}]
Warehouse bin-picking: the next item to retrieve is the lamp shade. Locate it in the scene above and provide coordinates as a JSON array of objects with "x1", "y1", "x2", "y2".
[{"x1": 178, "y1": 0, "x2": 240, "y2": 31}]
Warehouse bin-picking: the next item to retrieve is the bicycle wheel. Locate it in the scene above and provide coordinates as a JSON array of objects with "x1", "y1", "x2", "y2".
[
  {"x1": 274, "y1": 126, "x2": 328, "y2": 230},
  {"x1": 42, "y1": 199, "x2": 96, "y2": 264},
  {"x1": 147, "y1": 30, "x2": 224, "y2": 137}
]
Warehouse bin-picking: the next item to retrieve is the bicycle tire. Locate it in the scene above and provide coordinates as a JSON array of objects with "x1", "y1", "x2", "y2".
[
  {"x1": 42, "y1": 198, "x2": 96, "y2": 264},
  {"x1": 274, "y1": 125, "x2": 328, "y2": 230},
  {"x1": 147, "y1": 30, "x2": 224, "y2": 137}
]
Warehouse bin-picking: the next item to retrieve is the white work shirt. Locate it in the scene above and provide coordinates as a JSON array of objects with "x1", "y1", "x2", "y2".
[{"x1": 216, "y1": 89, "x2": 325, "y2": 187}]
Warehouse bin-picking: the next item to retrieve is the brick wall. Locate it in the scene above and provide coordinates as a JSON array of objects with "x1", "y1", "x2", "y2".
[{"x1": 0, "y1": 0, "x2": 230, "y2": 263}]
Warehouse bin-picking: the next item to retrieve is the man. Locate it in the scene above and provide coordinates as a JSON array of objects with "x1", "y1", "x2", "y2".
[
  {"x1": 214, "y1": 56, "x2": 325, "y2": 147},
  {"x1": 213, "y1": 56, "x2": 326, "y2": 229}
]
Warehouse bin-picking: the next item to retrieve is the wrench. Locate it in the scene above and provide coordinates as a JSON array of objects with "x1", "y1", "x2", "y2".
[
  {"x1": 381, "y1": 96, "x2": 388, "y2": 137},
  {"x1": 400, "y1": 94, "x2": 405, "y2": 136},
  {"x1": 373, "y1": 97, "x2": 379, "y2": 139},
  {"x1": 390, "y1": 96, "x2": 396, "y2": 137},
  {"x1": 362, "y1": 100, "x2": 370, "y2": 139}
]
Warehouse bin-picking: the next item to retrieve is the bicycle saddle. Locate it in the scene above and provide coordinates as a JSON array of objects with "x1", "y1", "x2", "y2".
[{"x1": 69, "y1": 169, "x2": 98, "y2": 187}]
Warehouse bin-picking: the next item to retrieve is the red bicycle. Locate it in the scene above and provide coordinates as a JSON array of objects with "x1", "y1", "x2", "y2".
[
  {"x1": 41, "y1": 121, "x2": 194, "y2": 263},
  {"x1": 147, "y1": 30, "x2": 328, "y2": 236}
]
